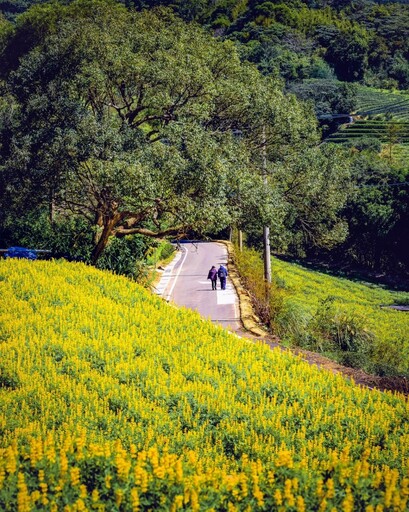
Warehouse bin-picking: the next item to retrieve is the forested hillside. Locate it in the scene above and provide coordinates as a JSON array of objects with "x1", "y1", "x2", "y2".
[
  {"x1": 3, "y1": 1, "x2": 409, "y2": 89},
  {"x1": 0, "y1": 0, "x2": 408, "y2": 275}
]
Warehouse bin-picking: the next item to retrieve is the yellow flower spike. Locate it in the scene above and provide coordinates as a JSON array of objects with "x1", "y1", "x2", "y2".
[
  {"x1": 70, "y1": 467, "x2": 81, "y2": 487},
  {"x1": 153, "y1": 464, "x2": 166, "y2": 479},
  {"x1": 172, "y1": 494, "x2": 184, "y2": 510},
  {"x1": 91, "y1": 489, "x2": 99, "y2": 503},
  {"x1": 237, "y1": 473, "x2": 248, "y2": 499},
  {"x1": 130, "y1": 488, "x2": 140, "y2": 512},
  {"x1": 190, "y1": 488, "x2": 200, "y2": 511},
  {"x1": 325, "y1": 478, "x2": 335, "y2": 499},
  {"x1": 188, "y1": 450, "x2": 197, "y2": 465},
  {"x1": 342, "y1": 487, "x2": 354, "y2": 512},
  {"x1": 6, "y1": 445, "x2": 17, "y2": 475},
  {"x1": 402, "y1": 477, "x2": 409, "y2": 496},
  {"x1": 130, "y1": 444, "x2": 137, "y2": 459},
  {"x1": 30, "y1": 490, "x2": 40, "y2": 504},
  {"x1": 75, "y1": 498, "x2": 86, "y2": 511},
  {"x1": 275, "y1": 448, "x2": 294, "y2": 468},
  {"x1": 104, "y1": 474, "x2": 112, "y2": 490},
  {"x1": 175, "y1": 459, "x2": 183, "y2": 483},
  {"x1": 183, "y1": 487, "x2": 190, "y2": 505},
  {"x1": 115, "y1": 488, "x2": 124, "y2": 507},
  {"x1": 316, "y1": 479, "x2": 324, "y2": 498},
  {"x1": 296, "y1": 495, "x2": 306, "y2": 512},
  {"x1": 115, "y1": 451, "x2": 131, "y2": 481},
  {"x1": 17, "y1": 472, "x2": 30, "y2": 512},
  {"x1": 274, "y1": 489, "x2": 283, "y2": 506}
]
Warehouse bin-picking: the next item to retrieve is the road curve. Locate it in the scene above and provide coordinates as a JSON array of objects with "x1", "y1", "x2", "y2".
[{"x1": 154, "y1": 241, "x2": 241, "y2": 330}]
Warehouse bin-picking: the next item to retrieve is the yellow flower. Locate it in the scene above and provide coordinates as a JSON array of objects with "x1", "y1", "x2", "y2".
[
  {"x1": 70, "y1": 467, "x2": 81, "y2": 487},
  {"x1": 17, "y1": 472, "x2": 30, "y2": 512},
  {"x1": 274, "y1": 489, "x2": 283, "y2": 506}
]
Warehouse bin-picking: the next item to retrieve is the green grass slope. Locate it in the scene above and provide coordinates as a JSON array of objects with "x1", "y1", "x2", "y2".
[
  {"x1": 270, "y1": 257, "x2": 409, "y2": 376},
  {"x1": 0, "y1": 259, "x2": 409, "y2": 510}
]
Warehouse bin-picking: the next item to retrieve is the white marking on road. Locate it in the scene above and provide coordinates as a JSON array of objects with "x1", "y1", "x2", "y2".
[
  {"x1": 166, "y1": 246, "x2": 188, "y2": 301},
  {"x1": 216, "y1": 283, "x2": 236, "y2": 305},
  {"x1": 154, "y1": 250, "x2": 183, "y2": 296}
]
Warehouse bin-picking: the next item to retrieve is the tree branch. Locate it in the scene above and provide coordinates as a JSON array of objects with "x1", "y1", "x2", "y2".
[{"x1": 115, "y1": 225, "x2": 186, "y2": 238}]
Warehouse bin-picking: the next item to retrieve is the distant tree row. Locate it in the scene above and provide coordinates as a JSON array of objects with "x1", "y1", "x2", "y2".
[{"x1": 2, "y1": 1, "x2": 409, "y2": 89}]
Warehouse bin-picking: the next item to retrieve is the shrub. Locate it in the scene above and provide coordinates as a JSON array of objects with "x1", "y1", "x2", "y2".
[{"x1": 308, "y1": 296, "x2": 375, "y2": 368}]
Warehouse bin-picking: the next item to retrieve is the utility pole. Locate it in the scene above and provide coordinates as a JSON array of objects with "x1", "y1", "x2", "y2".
[
  {"x1": 262, "y1": 125, "x2": 272, "y2": 283},
  {"x1": 238, "y1": 229, "x2": 243, "y2": 252}
]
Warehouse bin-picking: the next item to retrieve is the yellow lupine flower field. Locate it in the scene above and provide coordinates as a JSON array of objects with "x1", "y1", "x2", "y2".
[{"x1": 0, "y1": 259, "x2": 408, "y2": 511}]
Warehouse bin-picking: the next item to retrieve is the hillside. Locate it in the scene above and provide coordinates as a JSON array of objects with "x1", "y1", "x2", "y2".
[
  {"x1": 1, "y1": 259, "x2": 409, "y2": 510},
  {"x1": 1, "y1": 0, "x2": 408, "y2": 278}
]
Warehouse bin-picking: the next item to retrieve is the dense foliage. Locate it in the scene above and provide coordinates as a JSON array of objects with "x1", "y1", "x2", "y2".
[
  {"x1": 1, "y1": 259, "x2": 409, "y2": 510},
  {"x1": 0, "y1": 1, "x2": 408, "y2": 276},
  {"x1": 3, "y1": 1, "x2": 409, "y2": 89},
  {"x1": 0, "y1": 0, "x2": 354, "y2": 272}
]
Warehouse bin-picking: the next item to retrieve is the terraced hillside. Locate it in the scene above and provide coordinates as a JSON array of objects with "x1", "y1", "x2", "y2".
[
  {"x1": 326, "y1": 120, "x2": 409, "y2": 144},
  {"x1": 354, "y1": 87, "x2": 409, "y2": 122},
  {"x1": 1, "y1": 259, "x2": 409, "y2": 511},
  {"x1": 325, "y1": 87, "x2": 409, "y2": 163}
]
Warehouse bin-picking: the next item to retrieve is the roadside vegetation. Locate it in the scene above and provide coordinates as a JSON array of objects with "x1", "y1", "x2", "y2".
[
  {"x1": 233, "y1": 245, "x2": 409, "y2": 378},
  {"x1": 1, "y1": 258, "x2": 409, "y2": 511}
]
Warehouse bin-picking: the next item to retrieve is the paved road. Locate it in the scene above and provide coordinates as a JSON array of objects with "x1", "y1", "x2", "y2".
[{"x1": 155, "y1": 241, "x2": 241, "y2": 330}]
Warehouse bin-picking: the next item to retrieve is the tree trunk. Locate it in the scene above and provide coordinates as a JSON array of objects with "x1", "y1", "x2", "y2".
[
  {"x1": 91, "y1": 210, "x2": 123, "y2": 264},
  {"x1": 49, "y1": 186, "x2": 55, "y2": 223}
]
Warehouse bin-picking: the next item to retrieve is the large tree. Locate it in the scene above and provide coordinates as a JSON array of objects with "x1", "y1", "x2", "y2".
[{"x1": 0, "y1": 1, "x2": 274, "y2": 261}]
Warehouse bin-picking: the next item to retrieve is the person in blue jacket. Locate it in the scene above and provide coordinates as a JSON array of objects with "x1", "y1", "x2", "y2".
[{"x1": 217, "y1": 264, "x2": 228, "y2": 290}]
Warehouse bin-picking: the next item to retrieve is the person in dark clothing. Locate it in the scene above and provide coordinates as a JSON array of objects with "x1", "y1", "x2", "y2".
[
  {"x1": 217, "y1": 264, "x2": 228, "y2": 290},
  {"x1": 207, "y1": 265, "x2": 218, "y2": 290}
]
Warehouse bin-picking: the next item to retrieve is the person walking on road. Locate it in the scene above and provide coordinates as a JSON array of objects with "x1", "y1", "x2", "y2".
[
  {"x1": 218, "y1": 264, "x2": 228, "y2": 290},
  {"x1": 207, "y1": 265, "x2": 218, "y2": 290}
]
